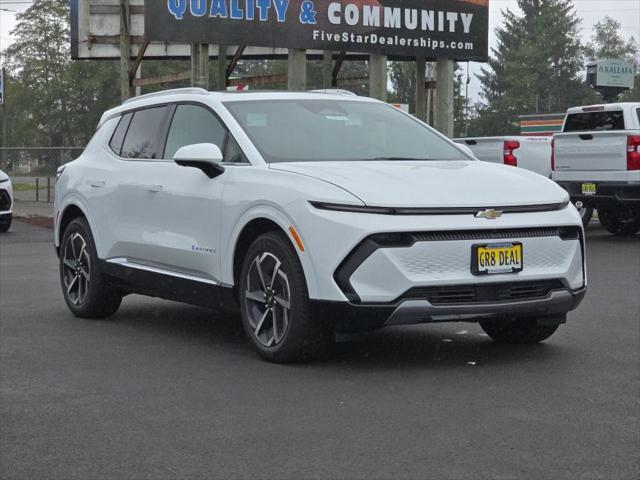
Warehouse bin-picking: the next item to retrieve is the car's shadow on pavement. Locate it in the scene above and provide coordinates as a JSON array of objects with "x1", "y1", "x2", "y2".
[{"x1": 113, "y1": 296, "x2": 562, "y2": 370}]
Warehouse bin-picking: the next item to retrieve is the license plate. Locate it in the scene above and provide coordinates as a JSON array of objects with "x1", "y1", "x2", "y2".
[
  {"x1": 581, "y1": 183, "x2": 597, "y2": 195},
  {"x1": 472, "y1": 243, "x2": 523, "y2": 276}
]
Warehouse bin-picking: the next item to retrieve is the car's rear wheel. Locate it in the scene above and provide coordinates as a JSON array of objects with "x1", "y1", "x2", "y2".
[
  {"x1": 480, "y1": 317, "x2": 560, "y2": 344},
  {"x1": 60, "y1": 218, "x2": 122, "y2": 318},
  {"x1": 598, "y1": 205, "x2": 640, "y2": 236},
  {"x1": 239, "y1": 231, "x2": 332, "y2": 363}
]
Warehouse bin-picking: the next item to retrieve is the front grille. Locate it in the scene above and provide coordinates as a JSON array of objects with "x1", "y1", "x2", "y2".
[
  {"x1": 0, "y1": 190, "x2": 11, "y2": 211},
  {"x1": 411, "y1": 227, "x2": 579, "y2": 242},
  {"x1": 401, "y1": 280, "x2": 565, "y2": 305}
]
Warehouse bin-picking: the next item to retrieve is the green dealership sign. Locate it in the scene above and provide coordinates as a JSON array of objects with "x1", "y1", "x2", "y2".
[{"x1": 595, "y1": 59, "x2": 635, "y2": 89}]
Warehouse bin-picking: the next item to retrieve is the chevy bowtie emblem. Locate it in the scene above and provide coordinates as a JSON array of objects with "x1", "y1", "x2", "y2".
[{"x1": 476, "y1": 209, "x2": 504, "y2": 219}]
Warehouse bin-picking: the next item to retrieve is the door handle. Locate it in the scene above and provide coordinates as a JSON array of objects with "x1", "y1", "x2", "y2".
[
  {"x1": 579, "y1": 134, "x2": 594, "y2": 140},
  {"x1": 140, "y1": 184, "x2": 163, "y2": 193},
  {"x1": 88, "y1": 180, "x2": 105, "y2": 188}
]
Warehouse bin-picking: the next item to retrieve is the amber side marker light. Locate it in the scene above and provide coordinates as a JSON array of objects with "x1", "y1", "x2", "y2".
[{"x1": 289, "y1": 226, "x2": 305, "y2": 252}]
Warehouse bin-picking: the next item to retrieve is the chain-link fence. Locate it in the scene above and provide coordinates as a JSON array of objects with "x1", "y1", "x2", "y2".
[{"x1": 0, "y1": 147, "x2": 84, "y2": 203}]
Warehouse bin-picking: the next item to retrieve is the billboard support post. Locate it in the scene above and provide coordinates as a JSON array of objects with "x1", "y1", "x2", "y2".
[
  {"x1": 191, "y1": 43, "x2": 210, "y2": 90},
  {"x1": 119, "y1": 0, "x2": 132, "y2": 101},
  {"x1": 416, "y1": 56, "x2": 426, "y2": 122},
  {"x1": 322, "y1": 51, "x2": 333, "y2": 89},
  {"x1": 217, "y1": 46, "x2": 227, "y2": 90},
  {"x1": 435, "y1": 58, "x2": 455, "y2": 137},
  {"x1": 369, "y1": 54, "x2": 387, "y2": 102},
  {"x1": 287, "y1": 49, "x2": 307, "y2": 92}
]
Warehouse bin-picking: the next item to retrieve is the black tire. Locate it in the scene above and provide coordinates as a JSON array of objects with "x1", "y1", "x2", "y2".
[
  {"x1": 59, "y1": 217, "x2": 122, "y2": 319},
  {"x1": 598, "y1": 205, "x2": 640, "y2": 236},
  {"x1": 0, "y1": 215, "x2": 11, "y2": 233},
  {"x1": 238, "y1": 231, "x2": 333, "y2": 363},
  {"x1": 578, "y1": 206, "x2": 593, "y2": 228},
  {"x1": 480, "y1": 317, "x2": 560, "y2": 344}
]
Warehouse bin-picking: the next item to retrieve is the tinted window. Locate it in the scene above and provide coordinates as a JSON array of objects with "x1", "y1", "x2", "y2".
[
  {"x1": 120, "y1": 107, "x2": 168, "y2": 159},
  {"x1": 164, "y1": 105, "x2": 227, "y2": 160},
  {"x1": 564, "y1": 110, "x2": 625, "y2": 132},
  {"x1": 109, "y1": 113, "x2": 132, "y2": 155},
  {"x1": 224, "y1": 100, "x2": 465, "y2": 163}
]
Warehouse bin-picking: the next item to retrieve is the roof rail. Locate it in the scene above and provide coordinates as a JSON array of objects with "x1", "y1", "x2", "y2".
[
  {"x1": 123, "y1": 87, "x2": 209, "y2": 105},
  {"x1": 308, "y1": 89, "x2": 358, "y2": 97}
]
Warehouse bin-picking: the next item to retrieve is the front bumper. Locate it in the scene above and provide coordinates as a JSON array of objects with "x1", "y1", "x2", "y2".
[
  {"x1": 557, "y1": 181, "x2": 640, "y2": 207},
  {"x1": 312, "y1": 287, "x2": 586, "y2": 331}
]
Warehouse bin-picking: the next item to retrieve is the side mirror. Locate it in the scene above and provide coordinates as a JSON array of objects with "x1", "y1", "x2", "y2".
[{"x1": 173, "y1": 143, "x2": 225, "y2": 178}]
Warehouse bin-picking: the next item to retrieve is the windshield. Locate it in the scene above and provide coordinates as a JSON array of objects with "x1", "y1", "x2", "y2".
[{"x1": 224, "y1": 99, "x2": 467, "y2": 163}]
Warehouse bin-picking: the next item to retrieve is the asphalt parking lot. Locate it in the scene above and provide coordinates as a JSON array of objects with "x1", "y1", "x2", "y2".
[{"x1": 1, "y1": 221, "x2": 638, "y2": 480}]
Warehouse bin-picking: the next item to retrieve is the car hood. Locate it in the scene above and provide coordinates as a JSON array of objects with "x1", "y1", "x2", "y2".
[
  {"x1": 270, "y1": 161, "x2": 568, "y2": 208},
  {"x1": 0, "y1": 170, "x2": 9, "y2": 183}
]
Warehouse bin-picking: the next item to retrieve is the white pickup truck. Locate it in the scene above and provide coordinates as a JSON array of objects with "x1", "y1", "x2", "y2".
[
  {"x1": 553, "y1": 103, "x2": 640, "y2": 235},
  {"x1": 454, "y1": 136, "x2": 553, "y2": 177}
]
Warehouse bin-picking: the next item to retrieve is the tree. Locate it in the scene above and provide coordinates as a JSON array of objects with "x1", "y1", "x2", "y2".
[
  {"x1": 585, "y1": 17, "x2": 638, "y2": 62},
  {"x1": 584, "y1": 16, "x2": 639, "y2": 103},
  {"x1": 472, "y1": 0, "x2": 598, "y2": 136},
  {"x1": 2, "y1": 1, "x2": 120, "y2": 147}
]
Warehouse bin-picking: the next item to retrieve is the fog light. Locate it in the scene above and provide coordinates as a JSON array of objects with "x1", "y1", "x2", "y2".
[{"x1": 574, "y1": 201, "x2": 584, "y2": 209}]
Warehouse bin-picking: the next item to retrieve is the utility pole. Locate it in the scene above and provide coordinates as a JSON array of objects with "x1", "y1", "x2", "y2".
[{"x1": 435, "y1": 58, "x2": 454, "y2": 137}]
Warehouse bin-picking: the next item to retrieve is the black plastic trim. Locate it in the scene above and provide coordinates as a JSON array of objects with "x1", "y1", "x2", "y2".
[
  {"x1": 310, "y1": 201, "x2": 570, "y2": 215},
  {"x1": 99, "y1": 260, "x2": 237, "y2": 310}
]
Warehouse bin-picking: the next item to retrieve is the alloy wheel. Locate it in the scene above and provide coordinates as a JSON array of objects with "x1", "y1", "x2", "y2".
[
  {"x1": 244, "y1": 252, "x2": 291, "y2": 347},
  {"x1": 62, "y1": 232, "x2": 91, "y2": 306}
]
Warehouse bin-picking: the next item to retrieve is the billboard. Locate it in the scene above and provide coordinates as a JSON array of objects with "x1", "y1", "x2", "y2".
[
  {"x1": 595, "y1": 59, "x2": 635, "y2": 89},
  {"x1": 146, "y1": 0, "x2": 489, "y2": 61},
  {"x1": 71, "y1": 0, "x2": 315, "y2": 60}
]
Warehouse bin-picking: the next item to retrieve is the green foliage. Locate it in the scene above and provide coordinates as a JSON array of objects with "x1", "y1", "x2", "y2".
[
  {"x1": 585, "y1": 17, "x2": 638, "y2": 62},
  {"x1": 3, "y1": 0, "x2": 120, "y2": 146},
  {"x1": 472, "y1": 0, "x2": 599, "y2": 136}
]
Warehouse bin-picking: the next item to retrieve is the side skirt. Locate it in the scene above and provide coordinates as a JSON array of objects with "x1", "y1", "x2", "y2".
[{"x1": 99, "y1": 260, "x2": 237, "y2": 310}]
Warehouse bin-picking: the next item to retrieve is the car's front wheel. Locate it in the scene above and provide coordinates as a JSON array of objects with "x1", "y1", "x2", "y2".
[
  {"x1": 239, "y1": 231, "x2": 333, "y2": 363},
  {"x1": 480, "y1": 317, "x2": 561, "y2": 344},
  {"x1": 598, "y1": 205, "x2": 640, "y2": 236},
  {"x1": 60, "y1": 217, "x2": 122, "y2": 318}
]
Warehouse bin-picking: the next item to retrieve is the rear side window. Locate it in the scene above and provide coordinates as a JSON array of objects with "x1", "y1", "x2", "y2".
[
  {"x1": 120, "y1": 106, "x2": 168, "y2": 159},
  {"x1": 109, "y1": 113, "x2": 132, "y2": 155},
  {"x1": 163, "y1": 104, "x2": 227, "y2": 160},
  {"x1": 564, "y1": 110, "x2": 625, "y2": 132}
]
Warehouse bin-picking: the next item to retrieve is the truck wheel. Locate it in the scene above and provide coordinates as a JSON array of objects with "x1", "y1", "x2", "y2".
[
  {"x1": 0, "y1": 214, "x2": 11, "y2": 233},
  {"x1": 480, "y1": 317, "x2": 560, "y2": 344},
  {"x1": 60, "y1": 217, "x2": 123, "y2": 318},
  {"x1": 239, "y1": 231, "x2": 333, "y2": 363},
  {"x1": 598, "y1": 206, "x2": 640, "y2": 236},
  {"x1": 577, "y1": 206, "x2": 593, "y2": 228}
]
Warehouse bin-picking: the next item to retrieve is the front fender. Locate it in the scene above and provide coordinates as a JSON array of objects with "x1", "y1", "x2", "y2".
[{"x1": 221, "y1": 203, "x2": 319, "y2": 299}]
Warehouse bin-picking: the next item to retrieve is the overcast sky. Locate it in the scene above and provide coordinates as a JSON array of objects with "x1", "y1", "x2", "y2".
[{"x1": 1, "y1": 0, "x2": 639, "y2": 101}]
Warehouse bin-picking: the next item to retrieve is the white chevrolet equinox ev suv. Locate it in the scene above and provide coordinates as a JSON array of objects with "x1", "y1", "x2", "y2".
[{"x1": 54, "y1": 89, "x2": 586, "y2": 362}]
